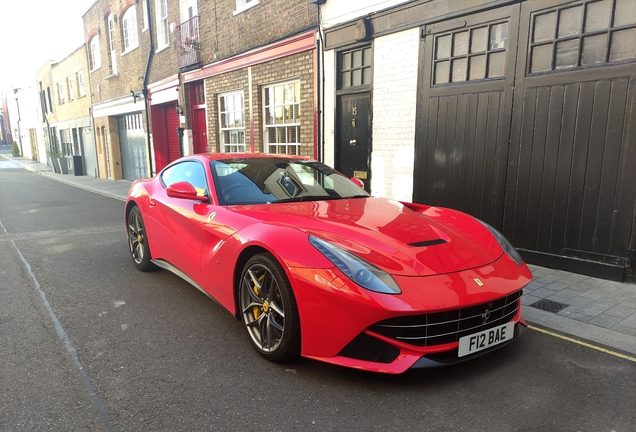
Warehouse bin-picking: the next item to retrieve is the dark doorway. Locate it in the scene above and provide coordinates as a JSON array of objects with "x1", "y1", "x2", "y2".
[{"x1": 336, "y1": 93, "x2": 372, "y2": 192}]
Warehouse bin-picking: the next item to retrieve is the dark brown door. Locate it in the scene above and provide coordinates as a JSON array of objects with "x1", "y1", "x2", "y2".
[
  {"x1": 503, "y1": 0, "x2": 636, "y2": 275},
  {"x1": 336, "y1": 92, "x2": 371, "y2": 191},
  {"x1": 192, "y1": 108, "x2": 207, "y2": 154},
  {"x1": 413, "y1": 4, "x2": 521, "y2": 229}
]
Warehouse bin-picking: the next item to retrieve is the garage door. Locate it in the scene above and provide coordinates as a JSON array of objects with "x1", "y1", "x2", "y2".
[{"x1": 119, "y1": 113, "x2": 148, "y2": 181}]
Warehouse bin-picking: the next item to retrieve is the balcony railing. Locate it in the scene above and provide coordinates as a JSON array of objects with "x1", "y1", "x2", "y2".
[{"x1": 177, "y1": 15, "x2": 201, "y2": 69}]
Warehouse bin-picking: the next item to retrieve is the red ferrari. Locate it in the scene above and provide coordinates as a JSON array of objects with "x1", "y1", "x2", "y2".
[{"x1": 125, "y1": 153, "x2": 532, "y2": 374}]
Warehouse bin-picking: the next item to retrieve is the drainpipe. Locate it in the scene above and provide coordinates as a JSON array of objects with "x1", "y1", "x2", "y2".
[{"x1": 142, "y1": 0, "x2": 155, "y2": 177}]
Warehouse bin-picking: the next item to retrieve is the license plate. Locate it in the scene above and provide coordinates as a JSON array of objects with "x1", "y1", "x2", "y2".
[{"x1": 458, "y1": 322, "x2": 514, "y2": 357}]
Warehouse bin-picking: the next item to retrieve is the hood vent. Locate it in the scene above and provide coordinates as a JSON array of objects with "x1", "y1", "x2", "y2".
[{"x1": 408, "y1": 239, "x2": 447, "y2": 247}]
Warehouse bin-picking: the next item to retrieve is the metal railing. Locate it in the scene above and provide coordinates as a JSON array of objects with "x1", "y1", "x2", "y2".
[{"x1": 177, "y1": 15, "x2": 201, "y2": 69}]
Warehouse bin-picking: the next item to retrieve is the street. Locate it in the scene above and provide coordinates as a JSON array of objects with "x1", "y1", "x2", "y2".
[{"x1": 1, "y1": 156, "x2": 635, "y2": 431}]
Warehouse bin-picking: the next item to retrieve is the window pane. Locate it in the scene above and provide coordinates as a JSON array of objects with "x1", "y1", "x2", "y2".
[
  {"x1": 352, "y1": 69, "x2": 362, "y2": 86},
  {"x1": 609, "y1": 28, "x2": 636, "y2": 61},
  {"x1": 581, "y1": 34, "x2": 607, "y2": 65},
  {"x1": 434, "y1": 61, "x2": 450, "y2": 84},
  {"x1": 265, "y1": 107, "x2": 274, "y2": 125},
  {"x1": 275, "y1": 106, "x2": 283, "y2": 124},
  {"x1": 341, "y1": 71, "x2": 351, "y2": 88},
  {"x1": 614, "y1": 0, "x2": 636, "y2": 27},
  {"x1": 555, "y1": 39, "x2": 579, "y2": 69},
  {"x1": 531, "y1": 44, "x2": 553, "y2": 72},
  {"x1": 352, "y1": 50, "x2": 362, "y2": 67},
  {"x1": 471, "y1": 27, "x2": 488, "y2": 53},
  {"x1": 558, "y1": 6, "x2": 583, "y2": 38},
  {"x1": 490, "y1": 23, "x2": 508, "y2": 50},
  {"x1": 264, "y1": 87, "x2": 273, "y2": 106},
  {"x1": 534, "y1": 12, "x2": 556, "y2": 43},
  {"x1": 342, "y1": 52, "x2": 351, "y2": 69},
  {"x1": 363, "y1": 48, "x2": 372, "y2": 66},
  {"x1": 436, "y1": 35, "x2": 451, "y2": 59},
  {"x1": 284, "y1": 83, "x2": 294, "y2": 103},
  {"x1": 585, "y1": 0, "x2": 611, "y2": 33},
  {"x1": 453, "y1": 31, "x2": 469, "y2": 56},
  {"x1": 284, "y1": 105, "x2": 291, "y2": 123},
  {"x1": 362, "y1": 67, "x2": 372, "y2": 85},
  {"x1": 274, "y1": 85, "x2": 283, "y2": 104},
  {"x1": 488, "y1": 51, "x2": 506, "y2": 77},
  {"x1": 469, "y1": 54, "x2": 486, "y2": 80},
  {"x1": 452, "y1": 58, "x2": 467, "y2": 82}
]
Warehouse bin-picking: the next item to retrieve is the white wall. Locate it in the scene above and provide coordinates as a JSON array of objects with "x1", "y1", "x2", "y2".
[
  {"x1": 320, "y1": 0, "x2": 412, "y2": 28},
  {"x1": 322, "y1": 49, "x2": 336, "y2": 168},
  {"x1": 370, "y1": 28, "x2": 419, "y2": 202}
]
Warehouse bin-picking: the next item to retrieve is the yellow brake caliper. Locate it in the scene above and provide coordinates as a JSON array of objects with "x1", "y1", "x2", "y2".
[{"x1": 253, "y1": 274, "x2": 265, "y2": 319}]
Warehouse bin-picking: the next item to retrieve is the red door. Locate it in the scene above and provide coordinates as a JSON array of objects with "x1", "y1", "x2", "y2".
[
  {"x1": 165, "y1": 107, "x2": 181, "y2": 163},
  {"x1": 192, "y1": 108, "x2": 207, "y2": 154}
]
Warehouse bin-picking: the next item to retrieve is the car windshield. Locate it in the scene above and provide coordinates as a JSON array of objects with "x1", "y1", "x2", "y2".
[{"x1": 210, "y1": 157, "x2": 369, "y2": 205}]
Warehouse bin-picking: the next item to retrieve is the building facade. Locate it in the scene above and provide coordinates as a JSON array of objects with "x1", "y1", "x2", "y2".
[
  {"x1": 36, "y1": 47, "x2": 97, "y2": 176},
  {"x1": 320, "y1": 0, "x2": 636, "y2": 281}
]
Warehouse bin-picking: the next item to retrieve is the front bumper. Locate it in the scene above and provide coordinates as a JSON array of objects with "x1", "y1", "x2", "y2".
[{"x1": 289, "y1": 253, "x2": 532, "y2": 374}]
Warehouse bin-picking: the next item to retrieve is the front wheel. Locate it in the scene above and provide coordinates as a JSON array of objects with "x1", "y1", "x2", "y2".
[
  {"x1": 127, "y1": 205, "x2": 154, "y2": 271},
  {"x1": 239, "y1": 253, "x2": 300, "y2": 362}
]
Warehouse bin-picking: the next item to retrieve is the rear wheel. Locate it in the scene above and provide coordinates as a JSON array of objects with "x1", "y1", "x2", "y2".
[
  {"x1": 127, "y1": 206, "x2": 154, "y2": 271},
  {"x1": 239, "y1": 253, "x2": 300, "y2": 362}
]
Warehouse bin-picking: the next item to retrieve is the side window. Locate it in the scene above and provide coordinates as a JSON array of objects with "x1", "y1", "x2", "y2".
[{"x1": 161, "y1": 161, "x2": 208, "y2": 196}]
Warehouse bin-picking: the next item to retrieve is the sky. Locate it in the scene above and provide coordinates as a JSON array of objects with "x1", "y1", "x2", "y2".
[{"x1": 0, "y1": 0, "x2": 95, "y2": 93}]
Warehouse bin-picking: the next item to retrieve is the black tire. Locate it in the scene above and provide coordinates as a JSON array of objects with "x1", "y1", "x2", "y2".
[
  {"x1": 239, "y1": 252, "x2": 301, "y2": 362},
  {"x1": 127, "y1": 206, "x2": 154, "y2": 272}
]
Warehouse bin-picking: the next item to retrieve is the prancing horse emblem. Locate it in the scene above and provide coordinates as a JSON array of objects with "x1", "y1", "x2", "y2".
[
  {"x1": 474, "y1": 278, "x2": 484, "y2": 287},
  {"x1": 481, "y1": 309, "x2": 491, "y2": 324}
]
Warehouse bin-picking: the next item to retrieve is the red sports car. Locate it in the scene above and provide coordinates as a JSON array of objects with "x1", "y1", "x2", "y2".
[{"x1": 125, "y1": 153, "x2": 532, "y2": 374}]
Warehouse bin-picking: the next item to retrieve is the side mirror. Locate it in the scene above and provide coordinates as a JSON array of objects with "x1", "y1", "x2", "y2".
[
  {"x1": 350, "y1": 177, "x2": 365, "y2": 188},
  {"x1": 166, "y1": 181, "x2": 209, "y2": 202}
]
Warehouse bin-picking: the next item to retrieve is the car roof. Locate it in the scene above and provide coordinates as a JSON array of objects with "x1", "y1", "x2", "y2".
[{"x1": 197, "y1": 153, "x2": 312, "y2": 162}]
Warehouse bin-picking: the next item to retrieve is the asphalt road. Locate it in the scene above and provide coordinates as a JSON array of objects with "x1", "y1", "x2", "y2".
[{"x1": 1, "y1": 162, "x2": 635, "y2": 432}]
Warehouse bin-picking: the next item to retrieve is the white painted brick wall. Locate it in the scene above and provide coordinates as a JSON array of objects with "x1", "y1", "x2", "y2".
[
  {"x1": 322, "y1": 49, "x2": 336, "y2": 168},
  {"x1": 371, "y1": 28, "x2": 419, "y2": 202}
]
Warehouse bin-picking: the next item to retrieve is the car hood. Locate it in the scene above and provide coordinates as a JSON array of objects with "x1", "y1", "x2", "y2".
[{"x1": 230, "y1": 197, "x2": 504, "y2": 277}]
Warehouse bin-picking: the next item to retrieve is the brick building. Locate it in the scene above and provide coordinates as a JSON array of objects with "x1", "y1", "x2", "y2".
[
  {"x1": 177, "y1": 0, "x2": 319, "y2": 170},
  {"x1": 83, "y1": 0, "x2": 153, "y2": 180},
  {"x1": 36, "y1": 46, "x2": 96, "y2": 176}
]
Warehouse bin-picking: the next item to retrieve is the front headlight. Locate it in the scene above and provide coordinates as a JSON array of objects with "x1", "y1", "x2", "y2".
[
  {"x1": 309, "y1": 236, "x2": 401, "y2": 294},
  {"x1": 477, "y1": 220, "x2": 524, "y2": 266}
]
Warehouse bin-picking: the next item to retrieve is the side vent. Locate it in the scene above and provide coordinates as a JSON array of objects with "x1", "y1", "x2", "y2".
[{"x1": 409, "y1": 239, "x2": 447, "y2": 247}]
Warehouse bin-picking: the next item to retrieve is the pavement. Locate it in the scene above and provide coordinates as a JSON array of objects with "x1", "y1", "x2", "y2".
[{"x1": 2, "y1": 150, "x2": 636, "y2": 359}]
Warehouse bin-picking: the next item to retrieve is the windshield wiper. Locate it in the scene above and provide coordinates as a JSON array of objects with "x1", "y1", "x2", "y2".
[{"x1": 272, "y1": 195, "x2": 343, "y2": 203}]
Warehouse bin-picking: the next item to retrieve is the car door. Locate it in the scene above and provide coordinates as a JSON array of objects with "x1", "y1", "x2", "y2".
[{"x1": 149, "y1": 160, "x2": 210, "y2": 282}]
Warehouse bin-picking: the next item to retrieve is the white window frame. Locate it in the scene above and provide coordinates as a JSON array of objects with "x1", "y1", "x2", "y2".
[
  {"x1": 262, "y1": 81, "x2": 301, "y2": 155},
  {"x1": 67, "y1": 77, "x2": 74, "y2": 101},
  {"x1": 156, "y1": 0, "x2": 169, "y2": 50},
  {"x1": 122, "y1": 6, "x2": 139, "y2": 53},
  {"x1": 234, "y1": 0, "x2": 260, "y2": 15},
  {"x1": 77, "y1": 71, "x2": 86, "y2": 97},
  {"x1": 218, "y1": 91, "x2": 246, "y2": 153},
  {"x1": 90, "y1": 36, "x2": 101, "y2": 71},
  {"x1": 141, "y1": 0, "x2": 149, "y2": 31},
  {"x1": 108, "y1": 14, "x2": 118, "y2": 74},
  {"x1": 57, "y1": 82, "x2": 65, "y2": 105}
]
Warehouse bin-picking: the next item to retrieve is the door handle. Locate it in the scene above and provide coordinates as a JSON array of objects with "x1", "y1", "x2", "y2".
[{"x1": 349, "y1": 139, "x2": 357, "y2": 146}]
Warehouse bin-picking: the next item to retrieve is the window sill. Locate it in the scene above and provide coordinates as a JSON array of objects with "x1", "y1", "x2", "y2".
[
  {"x1": 89, "y1": 66, "x2": 101, "y2": 73},
  {"x1": 233, "y1": 0, "x2": 260, "y2": 16},
  {"x1": 155, "y1": 44, "x2": 170, "y2": 54},
  {"x1": 105, "y1": 73, "x2": 120, "y2": 80},
  {"x1": 121, "y1": 45, "x2": 139, "y2": 57}
]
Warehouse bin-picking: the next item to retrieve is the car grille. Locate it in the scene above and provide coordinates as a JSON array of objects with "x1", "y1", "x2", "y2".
[{"x1": 369, "y1": 290, "x2": 522, "y2": 347}]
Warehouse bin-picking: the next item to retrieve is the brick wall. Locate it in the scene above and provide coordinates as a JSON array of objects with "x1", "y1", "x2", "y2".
[
  {"x1": 197, "y1": 0, "x2": 317, "y2": 65},
  {"x1": 83, "y1": 0, "x2": 151, "y2": 105},
  {"x1": 204, "y1": 50, "x2": 315, "y2": 157},
  {"x1": 370, "y1": 28, "x2": 419, "y2": 202},
  {"x1": 48, "y1": 46, "x2": 92, "y2": 123}
]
